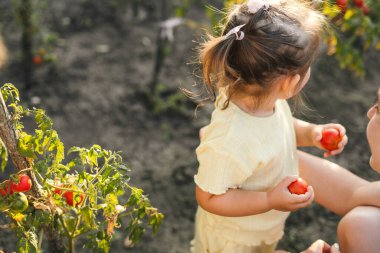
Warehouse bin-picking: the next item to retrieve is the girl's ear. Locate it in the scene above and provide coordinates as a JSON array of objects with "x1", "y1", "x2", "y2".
[{"x1": 280, "y1": 74, "x2": 301, "y2": 98}]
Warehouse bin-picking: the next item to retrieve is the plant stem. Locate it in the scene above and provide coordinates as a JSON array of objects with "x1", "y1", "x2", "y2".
[
  {"x1": 38, "y1": 229, "x2": 44, "y2": 251},
  {"x1": 59, "y1": 215, "x2": 75, "y2": 253},
  {"x1": 69, "y1": 237, "x2": 75, "y2": 253}
]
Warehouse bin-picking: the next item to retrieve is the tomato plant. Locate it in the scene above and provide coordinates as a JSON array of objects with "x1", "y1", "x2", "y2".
[
  {"x1": 288, "y1": 178, "x2": 309, "y2": 195},
  {"x1": 320, "y1": 129, "x2": 343, "y2": 151},
  {"x1": 0, "y1": 84, "x2": 164, "y2": 253},
  {"x1": 59, "y1": 190, "x2": 84, "y2": 207},
  {"x1": 0, "y1": 180, "x2": 13, "y2": 196},
  {"x1": 8, "y1": 192, "x2": 29, "y2": 213}
]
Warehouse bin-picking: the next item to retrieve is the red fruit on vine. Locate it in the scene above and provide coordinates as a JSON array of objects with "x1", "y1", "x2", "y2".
[
  {"x1": 11, "y1": 174, "x2": 32, "y2": 193},
  {"x1": 354, "y1": 0, "x2": 364, "y2": 8},
  {"x1": 63, "y1": 191, "x2": 84, "y2": 207},
  {"x1": 54, "y1": 188, "x2": 62, "y2": 195},
  {"x1": 288, "y1": 178, "x2": 308, "y2": 195},
  {"x1": 336, "y1": 0, "x2": 348, "y2": 12},
  {"x1": 53, "y1": 181, "x2": 63, "y2": 195},
  {"x1": 320, "y1": 129, "x2": 343, "y2": 151},
  {"x1": 0, "y1": 180, "x2": 13, "y2": 196},
  {"x1": 362, "y1": 5, "x2": 370, "y2": 15},
  {"x1": 32, "y1": 55, "x2": 42, "y2": 65}
]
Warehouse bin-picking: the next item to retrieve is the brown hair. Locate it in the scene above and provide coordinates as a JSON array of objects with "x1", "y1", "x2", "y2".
[{"x1": 198, "y1": 0, "x2": 326, "y2": 109}]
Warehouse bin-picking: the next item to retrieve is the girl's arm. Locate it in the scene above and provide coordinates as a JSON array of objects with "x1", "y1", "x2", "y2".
[
  {"x1": 298, "y1": 150, "x2": 380, "y2": 216},
  {"x1": 293, "y1": 118, "x2": 316, "y2": 147},
  {"x1": 293, "y1": 118, "x2": 348, "y2": 157},
  {"x1": 196, "y1": 175, "x2": 314, "y2": 217}
]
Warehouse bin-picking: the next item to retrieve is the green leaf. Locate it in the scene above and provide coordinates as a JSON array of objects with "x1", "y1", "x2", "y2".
[
  {"x1": 18, "y1": 133, "x2": 36, "y2": 159},
  {"x1": 0, "y1": 139, "x2": 8, "y2": 172},
  {"x1": 16, "y1": 231, "x2": 38, "y2": 253},
  {"x1": 80, "y1": 206, "x2": 98, "y2": 229}
]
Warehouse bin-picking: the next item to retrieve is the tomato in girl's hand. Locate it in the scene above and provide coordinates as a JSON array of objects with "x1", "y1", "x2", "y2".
[
  {"x1": 11, "y1": 174, "x2": 32, "y2": 193},
  {"x1": 320, "y1": 129, "x2": 343, "y2": 151},
  {"x1": 288, "y1": 178, "x2": 308, "y2": 195}
]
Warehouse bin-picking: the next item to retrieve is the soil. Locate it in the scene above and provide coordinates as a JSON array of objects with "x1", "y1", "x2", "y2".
[{"x1": 0, "y1": 1, "x2": 380, "y2": 253}]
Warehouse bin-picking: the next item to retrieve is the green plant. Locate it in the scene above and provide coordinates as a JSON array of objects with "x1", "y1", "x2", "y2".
[
  {"x1": 0, "y1": 83, "x2": 164, "y2": 253},
  {"x1": 323, "y1": 0, "x2": 380, "y2": 76}
]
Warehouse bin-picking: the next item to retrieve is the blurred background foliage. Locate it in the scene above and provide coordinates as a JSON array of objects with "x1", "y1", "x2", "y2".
[{"x1": 1, "y1": 0, "x2": 379, "y2": 92}]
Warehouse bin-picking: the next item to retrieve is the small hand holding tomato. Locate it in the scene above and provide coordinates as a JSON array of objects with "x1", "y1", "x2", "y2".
[
  {"x1": 312, "y1": 124, "x2": 348, "y2": 157},
  {"x1": 267, "y1": 176, "x2": 314, "y2": 212}
]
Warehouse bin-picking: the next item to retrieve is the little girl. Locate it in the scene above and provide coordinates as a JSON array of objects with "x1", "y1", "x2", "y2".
[{"x1": 191, "y1": 0, "x2": 347, "y2": 252}]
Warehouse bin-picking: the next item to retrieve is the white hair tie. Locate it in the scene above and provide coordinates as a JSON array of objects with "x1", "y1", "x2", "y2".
[
  {"x1": 225, "y1": 24, "x2": 246, "y2": 40},
  {"x1": 247, "y1": 0, "x2": 269, "y2": 14}
]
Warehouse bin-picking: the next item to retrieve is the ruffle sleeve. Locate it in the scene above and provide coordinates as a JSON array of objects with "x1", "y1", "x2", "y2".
[{"x1": 194, "y1": 146, "x2": 251, "y2": 195}]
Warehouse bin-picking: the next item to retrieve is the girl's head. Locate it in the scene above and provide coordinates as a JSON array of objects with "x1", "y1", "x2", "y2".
[
  {"x1": 367, "y1": 88, "x2": 380, "y2": 173},
  {"x1": 199, "y1": 0, "x2": 326, "y2": 108}
]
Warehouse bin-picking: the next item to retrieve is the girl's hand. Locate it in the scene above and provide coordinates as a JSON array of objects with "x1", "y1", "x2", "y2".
[
  {"x1": 311, "y1": 123, "x2": 348, "y2": 157},
  {"x1": 267, "y1": 176, "x2": 314, "y2": 212}
]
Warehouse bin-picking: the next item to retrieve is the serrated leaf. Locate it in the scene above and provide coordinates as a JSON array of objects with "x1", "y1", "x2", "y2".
[{"x1": 80, "y1": 206, "x2": 98, "y2": 229}]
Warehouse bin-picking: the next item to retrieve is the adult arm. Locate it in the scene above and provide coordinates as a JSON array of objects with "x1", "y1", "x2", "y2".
[{"x1": 298, "y1": 150, "x2": 380, "y2": 216}]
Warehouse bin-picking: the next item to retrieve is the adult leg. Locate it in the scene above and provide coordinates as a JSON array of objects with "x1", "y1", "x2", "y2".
[{"x1": 337, "y1": 206, "x2": 380, "y2": 253}]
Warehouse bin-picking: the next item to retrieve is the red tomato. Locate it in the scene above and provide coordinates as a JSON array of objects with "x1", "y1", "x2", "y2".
[
  {"x1": 11, "y1": 174, "x2": 32, "y2": 193},
  {"x1": 53, "y1": 181, "x2": 63, "y2": 195},
  {"x1": 0, "y1": 180, "x2": 13, "y2": 196},
  {"x1": 354, "y1": 0, "x2": 364, "y2": 8},
  {"x1": 362, "y1": 5, "x2": 370, "y2": 15},
  {"x1": 63, "y1": 191, "x2": 84, "y2": 207},
  {"x1": 336, "y1": 0, "x2": 348, "y2": 12},
  {"x1": 288, "y1": 178, "x2": 308, "y2": 195},
  {"x1": 320, "y1": 129, "x2": 343, "y2": 151},
  {"x1": 32, "y1": 55, "x2": 42, "y2": 65}
]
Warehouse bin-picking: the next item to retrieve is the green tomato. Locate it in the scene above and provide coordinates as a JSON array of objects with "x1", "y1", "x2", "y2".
[{"x1": 9, "y1": 192, "x2": 28, "y2": 213}]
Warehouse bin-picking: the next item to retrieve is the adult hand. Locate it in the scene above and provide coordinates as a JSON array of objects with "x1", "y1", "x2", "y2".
[{"x1": 300, "y1": 240, "x2": 340, "y2": 253}]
